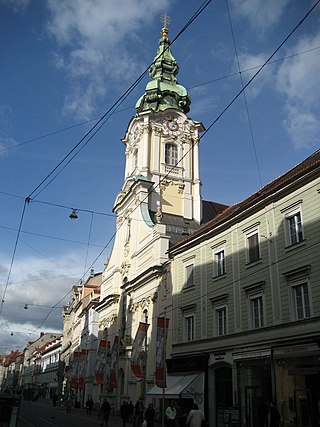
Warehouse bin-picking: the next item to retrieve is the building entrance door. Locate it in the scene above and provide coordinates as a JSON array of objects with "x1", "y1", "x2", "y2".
[
  {"x1": 295, "y1": 389, "x2": 311, "y2": 427},
  {"x1": 215, "y1": 366, "x2": 233, "y2": 427}
]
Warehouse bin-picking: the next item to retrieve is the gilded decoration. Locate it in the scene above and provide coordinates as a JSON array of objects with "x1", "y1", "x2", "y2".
[
  {"x1": 121, "y1": 261, "x2": 130, "y2": 277},
  {"x1": 100, "y1": 314, "x2": 118, "y2": 328},
  {"x1": 117, "y1": 216, "x2": 124, "y2": 226},
  {"x1": 128, "y1": 295, "x2": 155, "y2": 313}
]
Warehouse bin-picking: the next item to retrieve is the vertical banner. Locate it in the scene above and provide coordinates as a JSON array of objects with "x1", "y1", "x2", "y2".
[
  {"x1": 110, "y1": 335, "x2": 119, "y2": 388},
  {"x1": 155, "y1": 317, "x2": 169, "y2": 387},
  {"x1": 70, "y1": 351, "x2": 80, "y2": 389},
  {"x1": 130, "y1": 322, "x2": 149, "y2": 378},
  {"x1": 95, "y1": 340, "x2": 108, "y2": 384},
  {"x1": 78, "y1": 349, "x2": 88, "y2": 389}
]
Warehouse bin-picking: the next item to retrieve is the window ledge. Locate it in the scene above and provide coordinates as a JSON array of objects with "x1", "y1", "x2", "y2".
[
  {"x1": 183, "y1": 285, "x2": 195, "y2": 293},
  {"x1": 212, "y1": 273, "x2": 227, "y2": 282},
  {"x1": 245, "y1": 259, "x2": 262, "y2": 269},
  {"x1": 285, "y1": 240, "x2": 306, "y2": 252}
]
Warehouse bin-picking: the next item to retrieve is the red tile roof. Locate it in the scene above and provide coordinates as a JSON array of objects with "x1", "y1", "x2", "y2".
[{"x1": 171, "y1": 149, "x2": 320, "y2": 252}]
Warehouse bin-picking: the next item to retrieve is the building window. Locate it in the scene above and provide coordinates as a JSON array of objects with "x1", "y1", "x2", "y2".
[
  {"x1": 286, "y1": 211, "x2": 303, "y2": 246},
  {"x1": 185, "y1": 263, "x2": 194, "y2": 289},
  {"x1": 250, "y1": 295, "x2": 264, "y2": 328},
  {"x1": 214, "y1": 249, "x2": 225, "y2": 277},
  {"x1": 185, "y1": 315, "x2": 195, "y2": 341},
  {"x1": 246, "y1": 230, "x2": 260, "y2": 264},
  {"x1": 165, "y1": 143, "x2": 178, "y2": 166},
  {"x1": 292, "y1": 281, "x2": 311, "y2": 320},
  {"x1": 215, "y1": 306, "x2": 227, "y2": 336}
]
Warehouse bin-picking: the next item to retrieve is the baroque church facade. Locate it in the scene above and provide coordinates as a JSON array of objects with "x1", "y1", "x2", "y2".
[{"x1": 95, "y1": 24, "x2": 222, "y2": 410}]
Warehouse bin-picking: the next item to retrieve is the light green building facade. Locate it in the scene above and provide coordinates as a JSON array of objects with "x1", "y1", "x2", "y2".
[{"x1": 170, "y1": 151, "x2": 320, "y2": 427}]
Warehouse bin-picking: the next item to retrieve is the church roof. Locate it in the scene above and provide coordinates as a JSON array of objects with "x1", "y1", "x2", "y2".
[
  {"x1": 135, "y1": 25, "x2": 190, "y2": 113},
  {"x1": 170, "y1": 148, "x2": 320, "y2": 253},
  {"x1": 150, "y1": 199, "x2": 228, "y2": 247}
]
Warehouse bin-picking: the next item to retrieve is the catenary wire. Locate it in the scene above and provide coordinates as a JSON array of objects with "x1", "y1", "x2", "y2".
[
  {"x1": 0, "y1": 0, "x2": 214, "y2": 344},
  {"x1": 0, "y1": 45, "x2": 318, "y2": 157},
  {"x1": 226, "y1": 0, "x2": 263, "y2": 188},
  {"x1": 3, "y1": 0, "x2": 319, "y2": 347}
]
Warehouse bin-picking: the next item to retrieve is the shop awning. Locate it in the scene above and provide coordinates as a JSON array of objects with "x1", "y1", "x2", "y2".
[{"x1": 147, "y1": 372, "x2": 204, "y2": 400}]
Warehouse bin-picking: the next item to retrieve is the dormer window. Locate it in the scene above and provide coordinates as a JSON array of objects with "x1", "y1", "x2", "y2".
[{"x1": 165, "y1": 143, "x2": 178, "y2": 166}]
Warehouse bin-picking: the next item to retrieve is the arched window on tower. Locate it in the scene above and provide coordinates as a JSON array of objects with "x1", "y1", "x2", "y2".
[{"x1": 165, "y1": 143, "x2": 178, "y2": 166}]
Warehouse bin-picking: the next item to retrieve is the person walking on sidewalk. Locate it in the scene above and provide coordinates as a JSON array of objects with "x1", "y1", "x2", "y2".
[
  {"x1": 86, "y1": 397, "x2": 94, "y2": 415},
  {"x1": 120, "y1": 401, "x2": 128, "y2": 426},
  {"x1": 186, "y1": 404, "x2": 203, "y2": 427},
  {"x1": 145, "y1": 403, "x2": 155, "y2": 427},
  {"x1": 166, "y1": 401, "x2": 177, "y2": 427},
  {"x1": 100, "y1": 399, "x2": 111, "y2": 426}
]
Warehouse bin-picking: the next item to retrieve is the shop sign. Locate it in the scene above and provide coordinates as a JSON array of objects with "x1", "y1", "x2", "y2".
[
  {"x1": 214, "y1": 353, "x2": 225, "y2": 361},
  {"x1": 274, "y1": 343, "x2": 319, "y2": 357},
  {"x1": 233, "y1": 349, "x2": 271, "y2": 360},
  {"x1": 288, "y1": 367, "x2": 320, "y2": 376}
]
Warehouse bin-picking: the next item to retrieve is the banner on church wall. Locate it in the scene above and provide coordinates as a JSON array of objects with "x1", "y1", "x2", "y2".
[
  {"x1": 130, "y1": 322, "x2": 149, "y2": 379},
  {"x1": 110, "y1": 335, "x2": 119, "y2": 388},
  {"x1": 95, "y1": 340, "x2": 109, "y2": 384},
  {"x1": 155, "y1": 317, "x2": 169, "y2": 387}
]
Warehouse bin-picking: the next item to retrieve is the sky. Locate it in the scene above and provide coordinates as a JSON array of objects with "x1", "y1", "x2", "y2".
[{"x1": 0, "y1": 0, "x2": 319, "y2": 353}]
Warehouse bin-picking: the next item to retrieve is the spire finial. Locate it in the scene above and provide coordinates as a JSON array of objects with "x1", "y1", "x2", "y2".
[{"x1": 161, "y1": 12, "x2": 170, "y2": 37}]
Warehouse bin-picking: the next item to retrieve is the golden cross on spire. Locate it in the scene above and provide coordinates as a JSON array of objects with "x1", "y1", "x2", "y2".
[{"x1": 161, "y1": 12, "x2": 171, "y2": 37}]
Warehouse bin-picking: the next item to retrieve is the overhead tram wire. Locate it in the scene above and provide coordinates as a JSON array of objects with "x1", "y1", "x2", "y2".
[
  {"x1": 4, "y1": 1, "x2": 318, "y2": 344},
  {"x1": 0, "y1": 1, "x2": 214, "y2": 331},
  {"x1": 225, "y1": 0, "x2": 263, "y2": 188},
  {"x1": 11, "y1": 1, "x2": 320, "y2": 347},
  {"x1": 0, "y1": 200, "x2": 27, "y2": 316},
  {"x1": 201, "y1": 0, "x2": 320, "y2": 139},
  {"x1": 26, "y1": 0, "x2": 213, "y2": 202},
  {"x1": 0, "y1": 45, "x2": 318, "y2": 156},
  {"x1": 21, "y1": 0, "x2": 320, "y2": 340}
]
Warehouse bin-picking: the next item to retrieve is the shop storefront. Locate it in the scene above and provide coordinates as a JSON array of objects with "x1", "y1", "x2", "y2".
[
  {"x1": 233, "y1": 349, "x2": 273, "y2": 427},
  {"x1": 274, "y1": 343, "x2": 320, "y2": 427}
]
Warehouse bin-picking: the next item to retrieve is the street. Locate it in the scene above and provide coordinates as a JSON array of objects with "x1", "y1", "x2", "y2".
[{"x1": 18, "y1": 399, "x2": 124, "y2": 427}]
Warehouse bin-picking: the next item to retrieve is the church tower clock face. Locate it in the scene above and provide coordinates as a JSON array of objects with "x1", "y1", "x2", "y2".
[{"x1": 163, "y1": 115, "x2": 183, "y2": 136}]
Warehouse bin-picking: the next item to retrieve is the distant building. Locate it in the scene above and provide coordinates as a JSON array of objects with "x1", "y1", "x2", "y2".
[
  {"x1": 21, "y1": 332, "x2": 60, "y2": 391},
  {"x1": 38, "y1": 335, "x2": 62, "y2": 398},
  {"x1": 169, "y1": 150, "x2": 320, "y2": 426},
  {"x1": 1, "y1": 350, "x2": 23, "y2": 392},
  {"x1": 60, "y1": 271, "x2": 101, "y2": 406}
]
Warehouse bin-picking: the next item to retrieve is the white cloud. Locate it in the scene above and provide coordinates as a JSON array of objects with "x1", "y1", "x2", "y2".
[
  {"x1": 237, "y1": 52, "x2": 272, "y2": 99},
  {"x1": 0, "y1": 0, "x2": 30, "y2": 13},
  {"x1": 276, "y1": 32, "x2": 320, "y2": 148},
  {"x1": 45, "y1": 0, "x2": 168, "y2": 119},
  {"x1": 230, "y1": 0, "x2": 290, "y2": 32},
  {"x1": 0, "y1": 252, "x2": 83, "y2": 351}
]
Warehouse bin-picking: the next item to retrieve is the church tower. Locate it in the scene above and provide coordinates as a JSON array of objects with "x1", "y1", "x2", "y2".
[
  {"x1": 119, "y1": 23, "x2": 204, "y2": 227},
  {"x1": 96, "y1": 21, "x2": 207, "y2": 407}
]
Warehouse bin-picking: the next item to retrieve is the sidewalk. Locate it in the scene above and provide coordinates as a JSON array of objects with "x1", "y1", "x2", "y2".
[{"x1": 34, "y1": 399, "x2": 162, "y2": 426}]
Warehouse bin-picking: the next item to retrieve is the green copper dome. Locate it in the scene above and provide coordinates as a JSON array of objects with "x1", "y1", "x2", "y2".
[{"x1": 135, "y1": 27, "x2": 191, "y2": 113}]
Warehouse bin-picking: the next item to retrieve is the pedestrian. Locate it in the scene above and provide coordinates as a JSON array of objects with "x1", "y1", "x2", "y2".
[
  {"x1": 257, "y1": 398, "x2": 268, "y2": 427},
  {"x1": 133, "y1": 401, "x2": 143, "y2": 427},
  {"x1": 145, "y1": 403, "x2": 155, "y2": 427},
  {"x1": 128, "y1": 400, "x2": 134, "y2": 422},
  {"x1": 66, "y1": 398, "x2": 72, "y2": 413},
  {"x1": 100, "y1": 399, "x2": 111, "y2": 426},
  {"x1": 269, "y1": 402, "x2": 281, "y2": 427},
  {"x1": 86, "y1": 396, "x2": 94, "y2": 414},
  {"x1": 52, "y1": 392, "x2": 58, "y2": 407},
  {"x1": 120, "y1": 401, "x2": 128, "y2": 426},
  {"x1": 186, "y1": 404, "x2": 203, "y2": 427},
  {"x1": 166, "y1": 401, "x2": 177, "y2": 427}
]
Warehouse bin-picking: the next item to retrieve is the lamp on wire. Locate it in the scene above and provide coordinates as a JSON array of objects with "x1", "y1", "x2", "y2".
[
  {"x1": 69, "y1": 209, "x2": 78, "y2": 220},
  {"x1": 24, "y1": 304, "x2": 28, "y2": 310}
]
